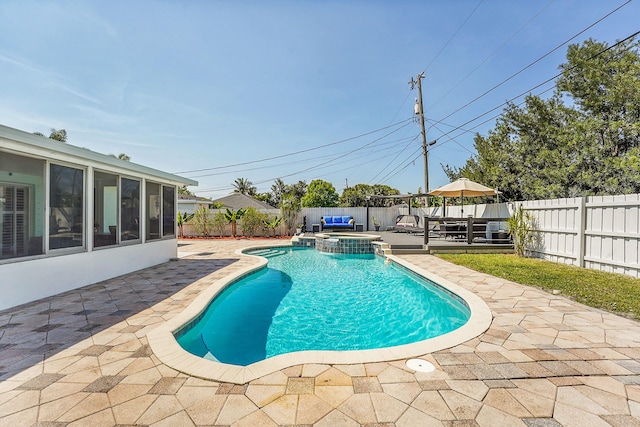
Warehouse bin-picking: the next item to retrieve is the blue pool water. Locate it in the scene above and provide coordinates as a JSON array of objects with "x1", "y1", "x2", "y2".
[{"x1": 177, "y1": 247, "x2": 470, "y2": 366}]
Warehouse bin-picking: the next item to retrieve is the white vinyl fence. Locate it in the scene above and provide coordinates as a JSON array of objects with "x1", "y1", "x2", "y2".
[
  {"x1": 182, "y1": 208, "x2": 286, "y2": 237},
  {"x1": 520, "y1": 193, "x2": 640, "y2": 278},
  {"x1": 180, "y1": 194, "x2": 640, "y2": 277},
  {"x1": 301, "y1": 206, "x2": 407, "y2": 231}
]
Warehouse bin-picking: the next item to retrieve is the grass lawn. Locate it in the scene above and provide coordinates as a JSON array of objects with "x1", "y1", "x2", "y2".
[{"x1": 436, "y1": 253, "x2": 640, "y2": 320}]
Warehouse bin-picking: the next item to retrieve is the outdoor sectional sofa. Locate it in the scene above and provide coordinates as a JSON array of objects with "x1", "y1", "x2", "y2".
[{"x1": 320, "y1": 215, "x2": 355, "y2": 231}]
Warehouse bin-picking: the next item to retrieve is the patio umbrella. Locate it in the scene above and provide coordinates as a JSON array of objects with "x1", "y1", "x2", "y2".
[{"x1": 428, "y1": 178, "x2": 500, "y2": 217}]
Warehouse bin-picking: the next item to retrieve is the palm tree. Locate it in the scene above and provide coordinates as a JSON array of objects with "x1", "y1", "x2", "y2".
[
  {"x1": 263, "y1": 216, "x2": 282, "y2": 237},
  {"x1": 109, "y1": 153, "x2": 131, "y2": 161},
  {"x1": 232, "y1": 178, "x2": 256, "y2": 196},
  {"x1": 178, "y1": 185, "x2": 195, "y2": 196},
  {"x1": 48, "y1": 129, "x2": 67, "y2": 143},
  {"x1": 224, "y1": 208, "x2": 246, "y2": 238},
  {"x1": 271, "y1": 178, "x2": 287, "y2": 206},
  {"x1": 34, "y1": 129, "x2": 68, "y2": 142}
]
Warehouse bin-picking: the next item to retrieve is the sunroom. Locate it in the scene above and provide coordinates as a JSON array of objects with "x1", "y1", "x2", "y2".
[{"x1": 0, "y1": 124, "x2": 197, "y2": 310}]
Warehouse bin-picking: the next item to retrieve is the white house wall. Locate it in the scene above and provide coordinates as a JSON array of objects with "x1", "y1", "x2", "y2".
[
  {"x1": 2, "y1": 238, "x2": 177, "y2": 311},
  {"x1": 0, "y1": 124, "x2": 197, "y2": 311}
]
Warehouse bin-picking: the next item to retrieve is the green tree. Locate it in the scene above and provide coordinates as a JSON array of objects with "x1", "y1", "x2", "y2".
[
  {"x1": 558, "y1": 38, "x2": 640, "y2": 157},
  {"x1": 254, "y1": 192, "x2": 274, "y2": 207},
  {"x1": 270, "y1": 178, "x2": 287, "y2": 207},
  {"x1": 178, "y1": 185, "x2": 195, "y2": 196},
  {"x1": 263, "y1": 216, "x2": 282, "y2": 237},
  {"x1": 211, "y1": 211, "x2": 227, "y2": 236},
  {"x1": 240, "y1": 207, "x2": 267, "y2": 237},
  {"x1": 280, "y1": 194, "x2": 301, "y2": 235},
  {"x1": 445, "y1": 36, "x2": 640, "y2": 200},
  {"x1": 339, "y1": 183, "x2": 401, "y2": 207},
  {"x1": 177, "y1": 211, "x2": 194, "y2": 238},
  {"x1": 558, "y1": 37, "x2": 640, "y2": 195},
  {"x1": 34, "y1": 128, "x2": 68, "y2": 142},
  {"x1": 48, "y1": 128, "x2": 67, "y2": 142},
  {"x1": 288, "y1": 180, "x2": 307, "y2": 200},
  {"x1": 224, "y1": 208, "x2": 246, "y2": 238},
  {"x1": 232, "y1": 178, "x2": 257, "y2": 196},
  {"x1": 507, "y1": 205, "x2": 536, "y2": 257},
  {"x1": 301, "y1": 179, "x2": 338, "y2": 207},
  {"x1": 191, "y1": 206, "x2": 214, "y2": 237},
  {"x1": 109, "y1": 153, "x2": 131, "y2": 161}
]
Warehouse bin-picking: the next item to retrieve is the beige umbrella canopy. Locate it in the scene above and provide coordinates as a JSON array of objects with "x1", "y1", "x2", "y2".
[{"x1": 428, "y1": 178, "x2": 500, "y2": 216}]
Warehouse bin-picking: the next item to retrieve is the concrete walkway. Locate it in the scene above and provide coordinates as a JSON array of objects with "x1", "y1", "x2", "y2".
[{"x1": 1, "y1": 239, "x2": 639, "y2": 426}]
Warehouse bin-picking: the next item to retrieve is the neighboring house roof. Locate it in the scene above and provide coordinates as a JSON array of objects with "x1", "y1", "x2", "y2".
[
  {"x1": 178, "y1": 194, "x2": 211, "y2": 202},
  {"x1": 0, "y1": 124, "x2": 197, "y2": 186},
  {"x1": 212, "y1": 193, "x2": 273, "y2": 210}
]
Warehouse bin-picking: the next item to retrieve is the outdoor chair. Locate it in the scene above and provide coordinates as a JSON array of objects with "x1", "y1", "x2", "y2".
[
  {"x1": 440, "y1": 222, "x2": 466, "y2": 239},
  {"x1": 387, "y1": 214, "x2": 421, "y2": 233}
]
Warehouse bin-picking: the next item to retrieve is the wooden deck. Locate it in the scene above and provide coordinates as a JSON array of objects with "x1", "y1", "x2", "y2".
[{"x1": 369, "y1": 231, "x2": 514, "y2": 254}]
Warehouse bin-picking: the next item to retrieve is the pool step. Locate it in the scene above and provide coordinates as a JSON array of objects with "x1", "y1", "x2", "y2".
[
  {"x1": 251, "y1": 249, "x2": 287, "y2": 258},
  {"x1": 203, "y1": 351, "x2": 219, "y2": 362}
]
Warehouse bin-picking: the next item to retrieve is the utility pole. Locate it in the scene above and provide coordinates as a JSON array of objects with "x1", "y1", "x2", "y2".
[{"x1": 409, "y1": 72, "x2": 429, "y2": 206}]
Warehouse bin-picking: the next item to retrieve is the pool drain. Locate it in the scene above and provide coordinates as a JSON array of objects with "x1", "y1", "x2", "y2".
[{"x1": 406, "y1": 358, "x2": 435, "y2": 373}]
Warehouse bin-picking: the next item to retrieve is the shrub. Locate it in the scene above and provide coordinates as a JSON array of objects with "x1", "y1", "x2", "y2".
[
  {"x1": 263, "y1": 216, "x2": 282, "y2": 236},
  {"x1": 191, "y1": 206, "x2": 214, "y2": 237},
  {"x1": 240, "y1": 207, "x2": 267, "y2": 237},
  {"x1": 507, "y1": 204, "x2": 535, "y2": 257},
  {"x1": 280, "y1": 195, "x2": 301, "y2": 235},
  {"x1": 177, "y1": 211, "x2": 194, "y2": 238},
  {"x1": 211, "y1": 211, "x2": 227, "y2": 236},
  {"x1": 225, "y1": 208, "x2": 246, "y2": 238}
]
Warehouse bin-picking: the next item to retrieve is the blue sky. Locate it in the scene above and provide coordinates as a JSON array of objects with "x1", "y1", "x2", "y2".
[{"x1": 1, "y1": 1, "x2": 638, "y2": 199}]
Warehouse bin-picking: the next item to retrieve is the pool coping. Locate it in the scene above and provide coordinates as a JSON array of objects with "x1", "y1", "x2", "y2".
[{"x1": 147, "y1": 244, "x2": 493, "y2": 384}]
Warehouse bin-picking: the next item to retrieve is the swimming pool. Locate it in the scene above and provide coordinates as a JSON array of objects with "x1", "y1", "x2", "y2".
[
  {"x1": 176, "y1": 247, "x2": 470, "y2": 366},
  {"x1": 148, "y1": 243, "x2": 492, "y2": 384}
]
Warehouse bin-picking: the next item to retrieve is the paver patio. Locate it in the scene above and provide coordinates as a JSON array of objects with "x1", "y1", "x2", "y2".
[{"x1": 1, "y1": 239, "x2": 639, "y2": 426}]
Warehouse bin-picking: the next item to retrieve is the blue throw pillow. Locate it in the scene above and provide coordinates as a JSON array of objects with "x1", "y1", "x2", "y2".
[
  {"x1": 324, "y1": 217, "x2": 333, "y2": 225},
  {"x1": 342, "y1": 216, "x2": 351, "y2": 224}
]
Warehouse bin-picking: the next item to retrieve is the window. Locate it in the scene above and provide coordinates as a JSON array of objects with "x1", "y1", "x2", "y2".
[
  {"x1": 93, "y1": 171, "x2": 118, "y2": 247},
  {"x1": 0, "y1": 152, "x2": 45, "y2": 259},
  {"x1": 146, "y1": 181, "x2": 161, "y2": 241},
  {"x1": 49, "y1": 164, "x2": 84, "y2": 250},
  {"x1": 120, "y1": 178, "x2": 140, "y2": 242},
  {"x1": 162, "y1": 185, "x2": 175, "y2": 237}
]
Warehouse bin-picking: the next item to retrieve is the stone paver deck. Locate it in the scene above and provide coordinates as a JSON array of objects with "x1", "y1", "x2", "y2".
[{"x1": 1, "y1": 239, "x2": 639, "y2": 426}]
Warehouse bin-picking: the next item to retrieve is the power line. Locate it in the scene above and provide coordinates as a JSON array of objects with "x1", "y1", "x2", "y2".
[
  {"x1": 366, "y1": 135, "x2": 420, "y2": 184},
  {"x1": 428, "y1": 0, "x2": 555, "y2": 110},
  {"x1": 375, "y1": 2, "x2": 632, "y2": 189},
  {"x1": 187, "y1": 134, "x2": 417, "y2": 179},
  {"x1": 193, "y1": 5, "x2": 636, "y2": 195},
  {"x1": 381, "y1": 29, "x2": 640, "y2": 184},
  {"x1": 384, "y1": 0, "x2": 484, "y2": 138},
  {"x1": 173, "y1": 117, "x2": 413, "y2": 175},
  {"x1": 375, "y1": 0, "x2": 632, "y2": 188},
  {"x1": 376, "y1": 146, "x2": 422, "y2": 184},
  {"x1": 437, "y1": 0, "x2": 632, "y2": 123},
  {"x1": 434, "y1": 29, "x2": 640, "y2": 148},
  {"x1": 196, "y1": 121, "x2": 414, "y2": 194},
  {"x1": 422, "y1": 0, "x2": 484, "y2": 75},
  {"x1": 196, "y1": 143, "x2": 417, "y2": 196}
]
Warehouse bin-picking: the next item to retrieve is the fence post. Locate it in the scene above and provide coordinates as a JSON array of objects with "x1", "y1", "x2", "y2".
[
  {"x1": 423, "y1": 216, "x2": 429, "y2": 245},
  {"x1": 577, "y1": 196, "x2": 587, "y2": 268}
]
